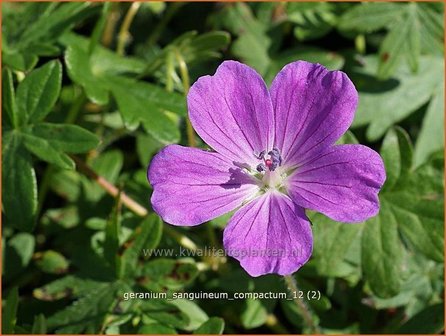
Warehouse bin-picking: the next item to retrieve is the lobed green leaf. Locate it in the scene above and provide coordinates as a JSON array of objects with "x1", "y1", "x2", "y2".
[
  {"x1": 16, "y1": 60, "x2": 62, "y2": 123},
  {"x1": 2, "y1": 132, "x2": 38, "y2": 231}
]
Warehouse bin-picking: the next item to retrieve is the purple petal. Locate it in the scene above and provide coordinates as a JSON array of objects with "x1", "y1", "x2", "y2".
[
  {"x1": 223, "y1": 192, "x2": 313, "y2": 276},
  {"x1": 270, "y1": 61, "x2": 358, "y2": 167},
  {"x1": 287, "y1": 145, "x2": 386, "y2": 223},
  {"x1": 188, "y1": 61, "x2": 274, "y2": 166},
  {"x1": 148, "y1": 145, "x2": 259, "y2": 226}
]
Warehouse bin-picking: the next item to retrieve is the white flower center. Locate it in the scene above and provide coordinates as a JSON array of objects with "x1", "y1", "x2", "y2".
[{"x1": 262, "y1": 167, "x2": 287, "y2": 190}]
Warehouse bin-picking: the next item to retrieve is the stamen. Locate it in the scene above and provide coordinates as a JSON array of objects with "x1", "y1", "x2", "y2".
[
  {"x1": 256, "y1": 163, "x2": 266, "y2": 172},
  {"x1": 254, "y1": 150, "x2": 266, "y2": 160},
  {"x1": 253, "y1": 148, "x2": 282, "y2": 173}
]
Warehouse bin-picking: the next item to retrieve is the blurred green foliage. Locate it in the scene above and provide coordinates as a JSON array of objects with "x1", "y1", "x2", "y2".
[{"x1": 2, "y1": 2, "x2": 444, "y2": 334}]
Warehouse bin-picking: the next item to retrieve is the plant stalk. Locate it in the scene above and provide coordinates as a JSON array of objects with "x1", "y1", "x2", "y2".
[
  {"x1": 37, "y1": 89, "x2": 85, "y2": 217},
  {"x1": 71, "y1": 156, "x2": 199, "y2": 252},
  {"x1": 283, "y1": 274, "x2": 321, "y2": 334},
  {"x1": 146, "y1": 3, "x2": 184, "y2": 47},
  {"x1": 117, "y1": 2, "x2": 141, "y2": 56},
  {"x1": 174, "y1": 48, "x2": 196, "y2": 147}
]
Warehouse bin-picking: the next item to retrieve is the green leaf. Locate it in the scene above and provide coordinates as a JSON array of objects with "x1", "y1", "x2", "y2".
[
  {"x1": 104, "y1": 195, "x2": 121, "y2": 275},
  {"x1": 33, "y1": 275, "x2": 103, "y2": 301},
  {"x1": 2, "y1": 3, "x2": 96, "y2": 71},
  {"x1": 31, "y1": 314, "x2": 47, "y2": 334},
  {"x1": 361, "y1": 201, "x2": 405, "y2": 298},
  {"x1": 84, "y1": 150, "x2": 123, "y2": 202},
  {"x1": 30, "y1": 123, "x2": 99, "y2": 153},
  {"x1": 60, "y1": 32, "x2": 146, "y2": 76},
  {"x1": 65, "y1": 39, "x2": 185, "y2": 141},
  {"x1": 352, "y1": 56, "x2": 443, "y2": 140},
  {"x1": 2, "y1": 287, "x2": 19, "y2": 334},
  {"x1": 370, "y1": 253, "x2": 440, "y2": 312},
  {"x1": 417, "y1": 4, "x2": 444, "y2": 54},
  {"x1": 337, "y1": 130, "x2": 359, "y2": 145},
  {"x1": 16, "y1": 3, "x2": 96, "y2": 52},
  {"x1": 377, "y1": 3, "x2": 435, "y2": 79},
  {"x1": 169, "y1": 299, "x2": 208, "y2": 331},
  {"x1": 109, "y1": 78, "x2": 182, "y2": 143},
  {"x1": 35, "y1": 250, "x2": 70, "y2": 274},
  {"x1": 2, "y1": 68, "x2": 19, "y2": 128},
  {"x1": 397, "y1": 304, "x2": 444, "y2": 334},
  {"x1": 16, "y1": 60, "x2": 62, "y2": 123},
  {"x1": 88, "y1": 3, "x2": 112, "y2": 55},
  {"x1": 138, "y1": 299, "x2": 190, "y2": 330},
  {"x1": 386, "y1": 154, "x2": 444, "y2": 263},
  {"x1": 113, "y1": 75, "x2": 186, "y2": 115},
  {"x1": 187, "y1": 31, "x2": 231, "y2": 61},
  {"x1": 47, "y1": 281, "x2": 121, "y2": 333},
  {"x1": 380, "y1": 127, "x2": 412, "y2": 191},
  {"x1": 138, "y1": 324, "x2": 177, "y2": 334},
  {"x1": 65, "y1": 44, "x2": 109, "y2": 105},
  {"x1": 338, "y1": 3, "x2": 403, "y2": 33},
  {"x1": 139, "y1": 259, "x2": 199, "y2": 291},
  {"x1": 265, "y1": 47, "x2": 344, "y2": 84},
  {"x1": 142, "y1": 30, "x2": 230, "y2": 75},
  {"x1": 48, "y1": 169, "x2": 81, "y2": 202},
  {"x1": 136, "y1": 133, "x2": 163, "y2": 166},
  {"x1": 2, "y1": 50, "x2": 39, "y2": 72},
  {"x1": 4, "y1": 233, "x2": 35, "y2": 282},
  {"x1": 194, "y1": 317, "x2": 225, "y2": 334},
  {"x1": 120, "y1": 214, "x2": 163, "y2": 278},
  {"x1": 404, "y1": 4, "x2": 421, "y2": 73},
  {"x1": 103, "y1": 313, "x2": 132, "y2": 333},
  {"x1": 219, "y1": 3, "x2": 272, "y2": 74},
  {"x1": 362, "y1": 128, "x2": 444, "y2": 297},
  {"x1": 414, "y1": 81, "x2": 444, "y2": 166},
  {"x1": 311, "y1": 213, "x2": 362, "y2": 276},
  {"x1": 377, "y1": 12, "x2": 414, "y2": 79},
  {"x1": 287, "y1": 3, "x2": 336, "y2": 41},
  {"x1": 241, "y1": 298, "x2": 268, "y2": 329},
  {"x1": 2, "y1": 132, "x2": 38, "y2": 231},
  {"x1": 22, "y1": 133, "x2": 75, "y2": 170}
]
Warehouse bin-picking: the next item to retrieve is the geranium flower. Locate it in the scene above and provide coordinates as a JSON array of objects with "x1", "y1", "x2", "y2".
[{"x1": 148, "y1": 61, "x2": 386, "y2": 277}]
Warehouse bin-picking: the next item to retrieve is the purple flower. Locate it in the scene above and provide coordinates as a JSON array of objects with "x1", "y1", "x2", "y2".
[{"x1": 148, "y1": 61, "x2": 386, "y2": 277}]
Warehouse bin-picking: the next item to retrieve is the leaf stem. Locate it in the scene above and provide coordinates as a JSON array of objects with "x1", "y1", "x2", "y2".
[
  {"x1": 88, "y1": 2, "x2": 112, "y2": 54},
  {"x1": 174, "y1": 48, "x2": 196, "y2": 147},
  {"x1": 101, "y1": 3, "x2": 120, "y2": 48},
  {"x1": 65, "y1": 89, "x2": 86, "y2": 124},
  {"x1": 71, "y1": 155, "x2": 199, "y2": 252},
  {"x1": 37, "y1": 88, "x2": 86, "y2": 217},
  {"x1": 165, "y1": 50, "x2": 175, "y2": 93},
  {"x1": 117, "y1": 2, "x2": 141, "y2": 56},
  {"x1": 146, "y1": 3, "x2": 184, "y2": 47},
  {"x1": 72, "y1": 156, "x2": 148, "y2": 217},
  {"x1": 283, "y1": 274, "x2": 321, "y2": 334}
]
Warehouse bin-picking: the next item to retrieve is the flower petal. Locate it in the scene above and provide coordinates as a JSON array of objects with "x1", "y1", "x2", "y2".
[
  {"x1": 223, "y1": 192, "x2": 313, "y2": 276},
  {"x1": 287, "y1": 145, "x2": 386, "y2": 222},
  {"x1": 270, "y1": 61, "x2": 358, "y2": 167},
  {"x1": 188, "y1": 61, "x2": 274, "y2": 166},
  {"x1": 148, "y1": 145, "x2": 259, "y2": 226}
]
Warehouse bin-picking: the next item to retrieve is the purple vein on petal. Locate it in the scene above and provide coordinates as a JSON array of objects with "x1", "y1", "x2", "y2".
[
  {"x1": 222, "y1": 93, "x2": 255, "y2": 153},
  {"x1": 196, "y1": 95, "x2": 250, "y2": 159},
  {"x1": 293, "y1": 185, "x2": 339, "y2": 205},
  {"x1": 294, "y1": 161, "x2": 351, "y2": 176},
  {"x1": 243, "y1": 195, "x2": 266, "y2": 240}
]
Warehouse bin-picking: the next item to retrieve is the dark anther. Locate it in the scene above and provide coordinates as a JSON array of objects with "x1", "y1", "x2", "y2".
[
  {"x1": 268, "y1": 148, "x2": 282, "y2": 168},
  {"x1": 254, "y1": 150, "x2": 266, "y2": 160},
  {"x1": 254, "y1": 148, "x2": 282, "y2": 173},
  {"x1": 256, "y1": 163, "x2": 266, "y2": 172}
]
